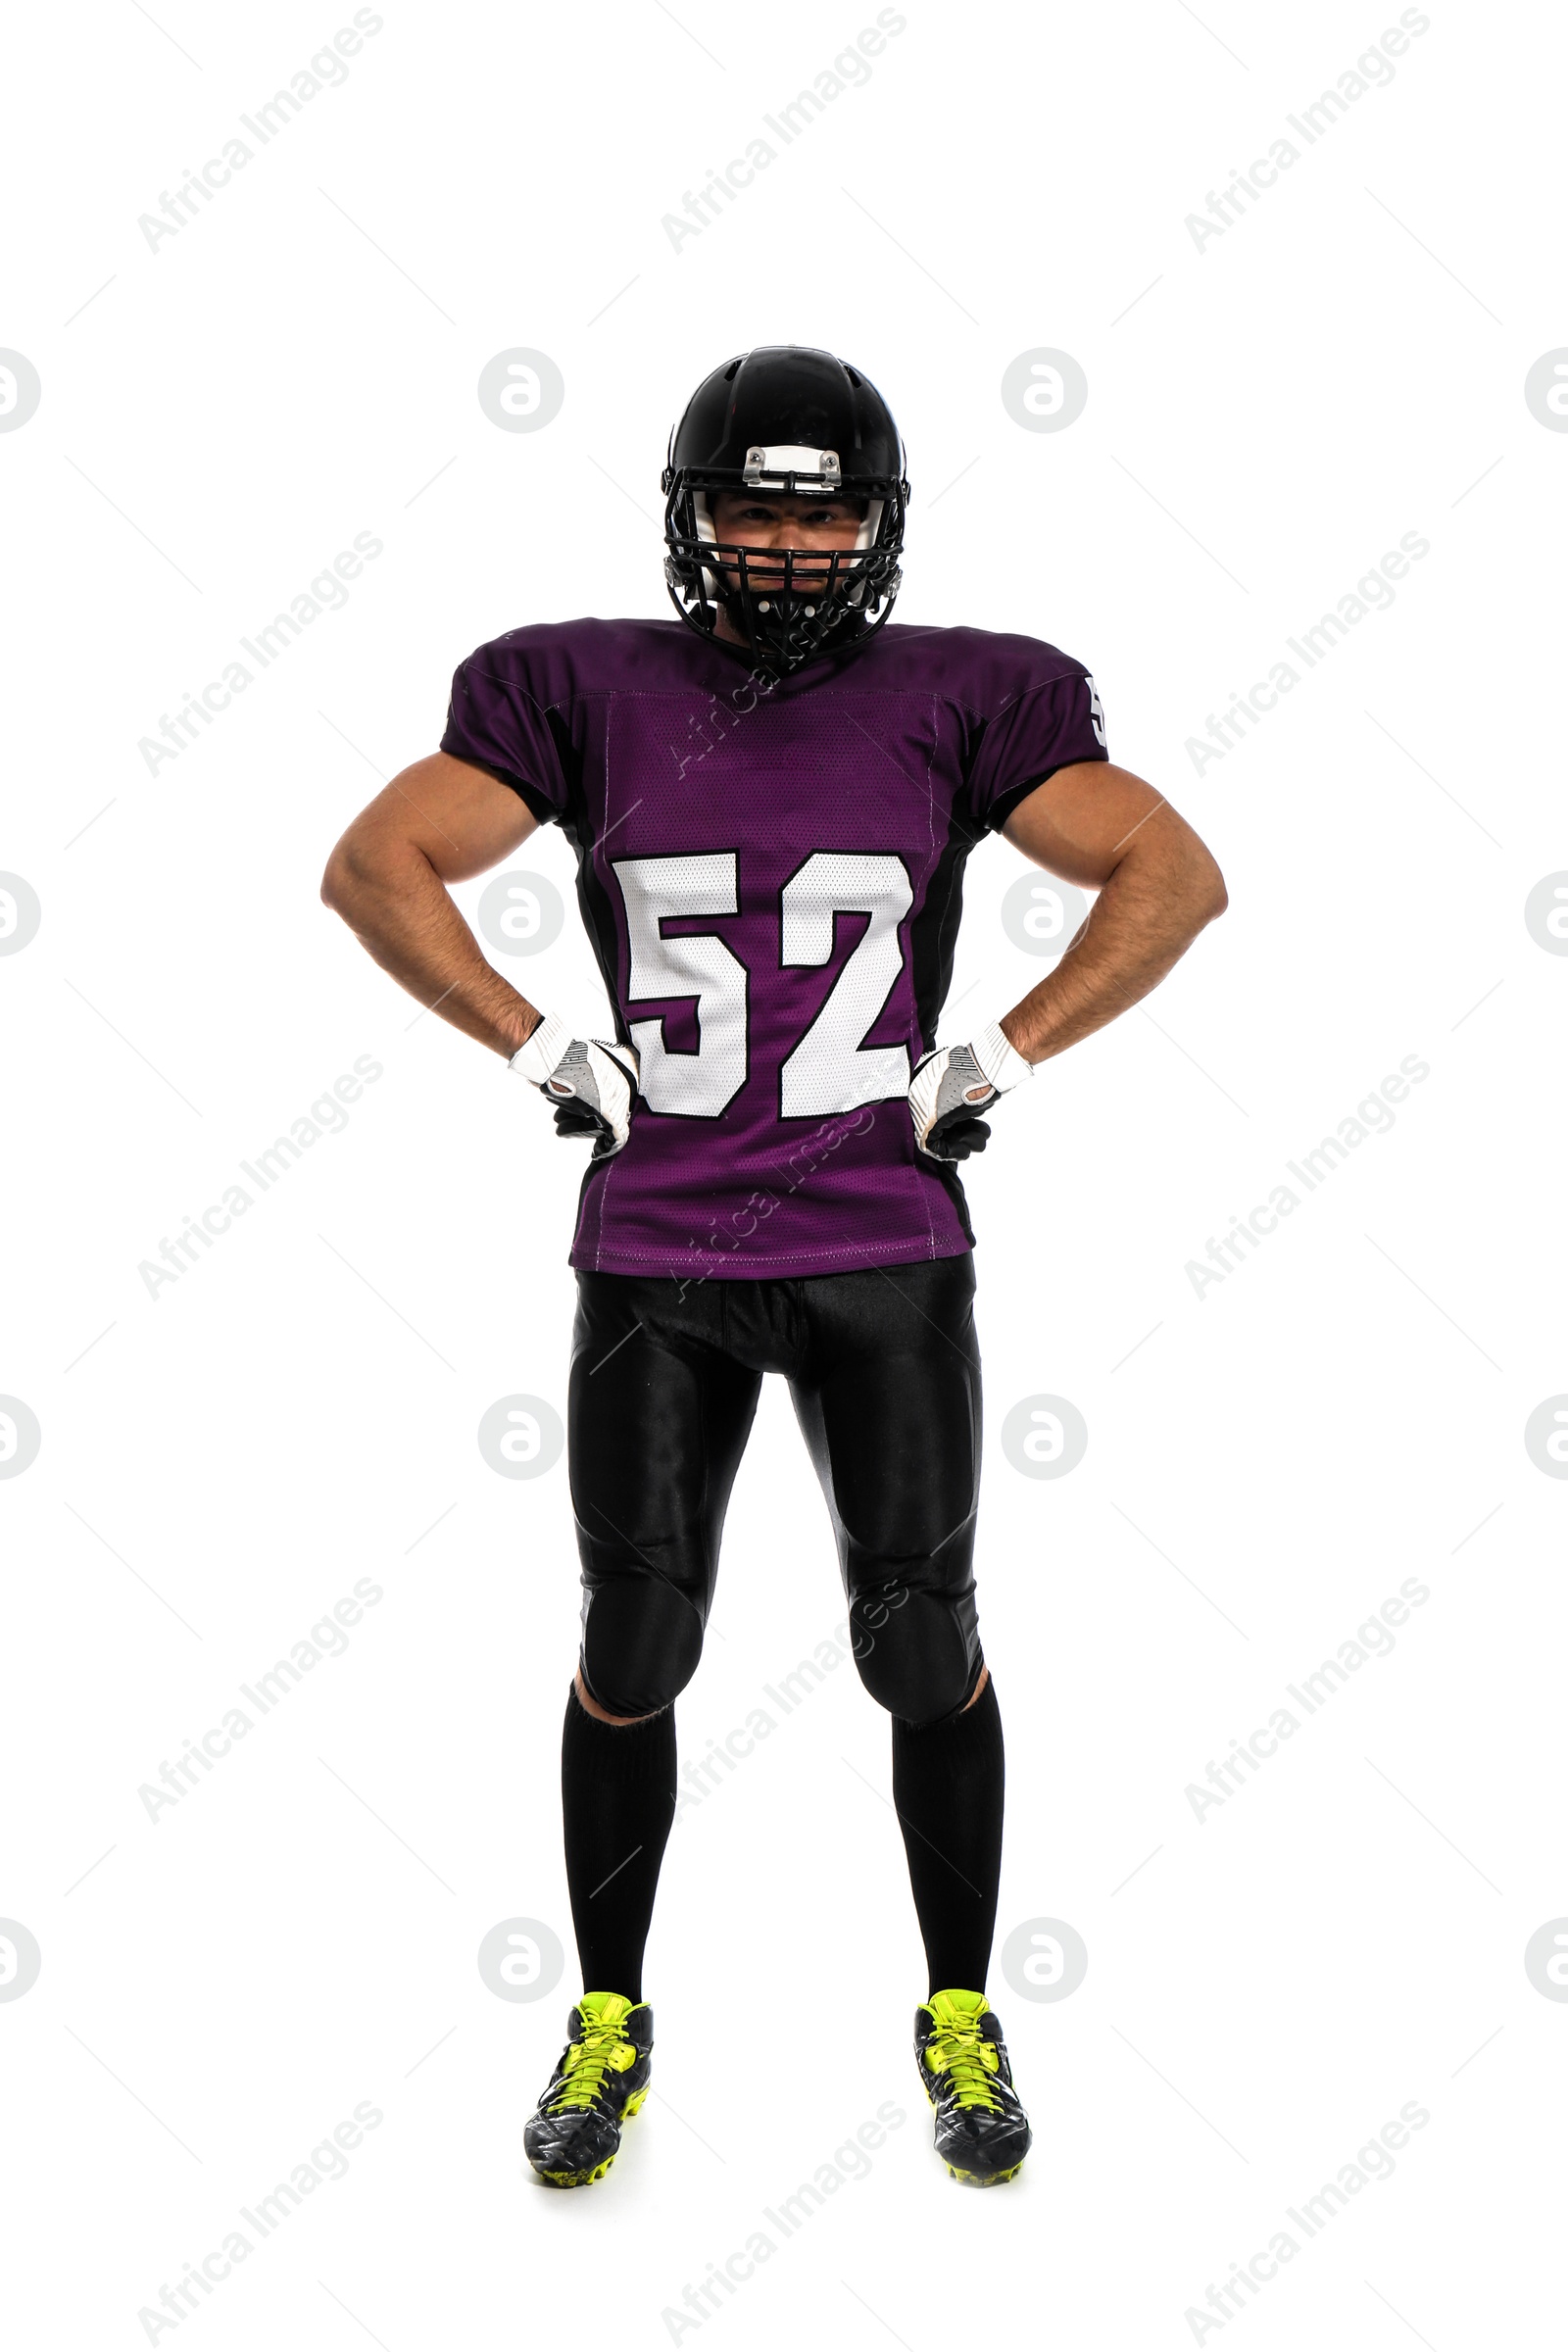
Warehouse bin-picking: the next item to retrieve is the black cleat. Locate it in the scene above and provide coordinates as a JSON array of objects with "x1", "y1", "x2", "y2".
[
  {"x1": 524, "y1": 1991, "x2": 654, "y2": 2186},
  {"x1": 914, "y1": 1988, "x2": 1032, "y2": 2185}
]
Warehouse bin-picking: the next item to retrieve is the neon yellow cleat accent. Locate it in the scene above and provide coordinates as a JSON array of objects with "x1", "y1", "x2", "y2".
[
  {"x1": 525, "y1": 1991, "x2": 655, "y2": 2186},
  {"x1": 914, "y1": 1989, "x2": 1032, "y2": 2185}
]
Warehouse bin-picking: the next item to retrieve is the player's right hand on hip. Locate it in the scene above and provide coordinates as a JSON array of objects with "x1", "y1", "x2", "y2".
[{"x1": 510, "y1": 1012, "x2": 641, "y2": 1160}]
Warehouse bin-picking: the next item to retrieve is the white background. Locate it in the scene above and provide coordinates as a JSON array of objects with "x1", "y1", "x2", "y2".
[{"x1": 3, "y1": 1, "x2": 1565, "y2": 2344}]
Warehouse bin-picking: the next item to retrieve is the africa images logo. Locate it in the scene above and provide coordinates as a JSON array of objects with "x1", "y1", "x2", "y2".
[
  {"x1": 660, "y1": 11, "x2": 907, "y2": 253},
  {"x1": 1182, "y1": 13, "x2": 1433, "y2": 256}
]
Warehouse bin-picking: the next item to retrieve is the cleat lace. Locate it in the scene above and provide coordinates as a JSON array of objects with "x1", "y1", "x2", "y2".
[
  {"x1": 550, "y1": 2016, "x2": 635, "y2": 2113},
  {"x1": 926, "y1": 2022, "x2": 1002, "y2": 2113}
]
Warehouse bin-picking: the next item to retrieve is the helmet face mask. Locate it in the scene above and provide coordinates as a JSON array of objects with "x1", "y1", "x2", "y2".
[{"x1": 662, "y1": 348, "x2": 909, "y2": 679}]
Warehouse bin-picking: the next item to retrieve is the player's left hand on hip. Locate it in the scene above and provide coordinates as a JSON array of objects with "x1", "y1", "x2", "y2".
[
  {"x1": 510, "y1": 1011, "x2": 641, "y2": 1160},
  {"x1": 908, "y1": 1020, "x2": 1033, "y2": 1163}
]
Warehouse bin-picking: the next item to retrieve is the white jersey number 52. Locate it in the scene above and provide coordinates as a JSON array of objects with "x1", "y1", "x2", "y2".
[{"x1": 612, "y1": 850, "x2": 912, "y2": 1119}]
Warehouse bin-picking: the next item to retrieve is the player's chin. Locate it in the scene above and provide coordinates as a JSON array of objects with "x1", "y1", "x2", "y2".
[{"x1": 721, "y1": 564, "x2": 837, "y2": 592}]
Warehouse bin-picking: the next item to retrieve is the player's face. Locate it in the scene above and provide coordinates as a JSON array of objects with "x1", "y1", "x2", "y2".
[{"x1": 706, "y1": 490, "x2": 867, "y2": 594}]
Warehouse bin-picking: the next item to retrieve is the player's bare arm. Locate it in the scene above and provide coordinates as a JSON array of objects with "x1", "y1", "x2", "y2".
[
  {"x1": 321, "y1": 751, "x2": 543, "y2": 1055},
  {"x1": 908, "y1": 761, "x2": 1225, "y2": 1164},
  {"x1": 323, "y1": 752, "x2": 642, "y2": 1157},
  {"x1": 997, "y1": 761, "x2": 1227, "y2": 1065}
]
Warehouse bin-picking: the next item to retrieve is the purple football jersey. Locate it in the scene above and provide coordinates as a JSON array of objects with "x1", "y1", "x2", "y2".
[{"x1": 442, "y1": 618, "x2": 1107, "y2": 1280}]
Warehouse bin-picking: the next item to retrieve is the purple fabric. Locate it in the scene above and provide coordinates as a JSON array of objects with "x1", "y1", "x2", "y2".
[{"x1": 442, "y1": 618, "x2": 1107, "y2": 1279}]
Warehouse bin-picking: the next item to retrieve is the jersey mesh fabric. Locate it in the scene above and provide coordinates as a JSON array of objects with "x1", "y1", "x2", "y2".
[{"x1": 442, "y1": 618, "x2": 1107, "y2": 1280}]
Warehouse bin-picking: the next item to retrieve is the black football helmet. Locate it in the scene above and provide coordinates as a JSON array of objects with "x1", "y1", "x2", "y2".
[{"x1": 662, "y1": 346, "x2": 909, "y2": 678}]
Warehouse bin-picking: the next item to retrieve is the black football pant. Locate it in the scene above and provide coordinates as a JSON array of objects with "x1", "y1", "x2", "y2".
[
  {"x1": 561, "y1": 1255, "x2": 1006, "y2": 2000},
  {"x1": 568, "y1": 1254, "x2": 985, "y2": 1725}
]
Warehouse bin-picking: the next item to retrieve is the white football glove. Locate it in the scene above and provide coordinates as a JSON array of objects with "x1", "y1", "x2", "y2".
[
  {"x1": 908, "y1": 1020, "x2": 1033, "y2": 1163},
  {"x1": 511, "y1": 1011, "x2": 641, "y2": 1161}
]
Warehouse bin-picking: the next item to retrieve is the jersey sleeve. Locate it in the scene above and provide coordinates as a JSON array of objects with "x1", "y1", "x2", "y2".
[
  {"x1": 439, "y1": 643, "x2": 569, "y2": 827},
  {"x1": 967, "y1": 667, "x2": 1108, "y2": 834}
]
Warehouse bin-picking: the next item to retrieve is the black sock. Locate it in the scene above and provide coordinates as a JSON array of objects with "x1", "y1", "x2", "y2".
[
  {"x1": 891, "y1": 1674, "x2": 1004, "y2": 2000},
  {"x1": 561, "y1": 1683, "x2": 677, "y2": 2004}
]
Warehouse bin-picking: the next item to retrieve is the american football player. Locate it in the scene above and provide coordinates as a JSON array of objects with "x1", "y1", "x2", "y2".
[{"x1": 321, "y1": 346, "x2": 1226, "y2": 2187}]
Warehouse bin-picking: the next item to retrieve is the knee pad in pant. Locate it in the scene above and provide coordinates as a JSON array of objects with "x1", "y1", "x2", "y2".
[
  {"x1": 579, "y1": 1571, "x2": 705, "y2": 1720},
  {"x1": 847, "y1": 1575, "x2": 981, "y2": 1728}
]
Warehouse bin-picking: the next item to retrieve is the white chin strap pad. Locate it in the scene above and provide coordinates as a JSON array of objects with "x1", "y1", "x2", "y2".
[{"x1": 691, "y1": 491, "x2": 727, "y2": 596}]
